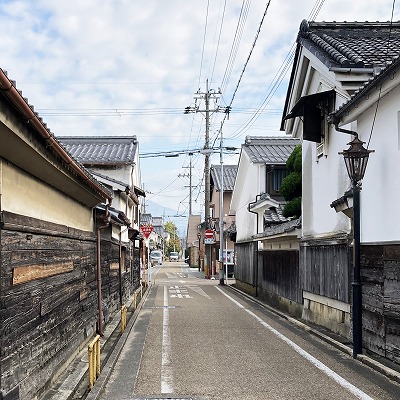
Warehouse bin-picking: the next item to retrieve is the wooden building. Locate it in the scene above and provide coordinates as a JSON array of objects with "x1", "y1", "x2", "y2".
[{"x1": 0, "y1": 69, "x2": 114, "y2": 399}]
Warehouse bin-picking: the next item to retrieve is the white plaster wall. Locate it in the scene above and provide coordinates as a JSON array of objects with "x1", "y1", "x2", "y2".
[
  {"x1": 356, "y1": 84, "x2": 400, "y2": 243},
  {"x1": 302, "y1": 126, "x2": 352, "y2": 238},
  {"x1": 291, "y1": 64, "x2": 353, "y2": 239},
  {"x1": 230, "y1": 152, "x2": 262, "y2": 242},
  {"x1": 1, "y1": 160, "x2": 93, "y2": 231}
]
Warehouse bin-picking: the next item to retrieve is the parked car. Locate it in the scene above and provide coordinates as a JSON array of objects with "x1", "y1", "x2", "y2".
[
  {"x1": 169, "y1": 251, "x2": 179, "y2": 262},
  {"x1": 150, "y1": 250, "x2": 163, "y2": 266}
]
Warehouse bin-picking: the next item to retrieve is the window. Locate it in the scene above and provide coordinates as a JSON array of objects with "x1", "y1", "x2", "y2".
[
  {"x1": 272, "y1": 168, "x2": 289, "y2": 191},
  {"x1": 266, "y1": 166, "x2": 289, "y2": 197}
]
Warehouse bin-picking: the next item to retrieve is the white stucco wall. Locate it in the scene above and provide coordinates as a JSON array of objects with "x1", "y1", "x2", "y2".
[
  {"x1": 289, "y1": 57, "x2": 354, "y2": 239},
  {"x1": 1, "y1": 160, "x2": 93, "y2": 231},
  {"x1": 230, "y1": 152, "x2": 264, "y2": 242},
  {"x1": 297, "y1": 66, "x2": 400, "y2": 243},
  {"x1": 355, "y1": 84, "x2": 400, "y2": 243},
  {"x1": 302, "y1": 125, "x2": 352, "y2": 239}
]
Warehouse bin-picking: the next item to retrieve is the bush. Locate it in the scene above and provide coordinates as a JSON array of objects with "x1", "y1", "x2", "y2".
[
  {"x1": 283, "y1": 196, "x2": 301, "y2": 218},
  {"x1": 281, "y1": 144, "x2": 302, "y2": 218}
]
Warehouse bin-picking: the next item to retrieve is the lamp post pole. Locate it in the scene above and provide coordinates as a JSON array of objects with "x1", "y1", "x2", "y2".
[
  {"x1": 352, "y1": 181, "x2": 362, "y2": 358},
  {"x1": 339, "y1": 135, "x2": 374, "y2": 358}
]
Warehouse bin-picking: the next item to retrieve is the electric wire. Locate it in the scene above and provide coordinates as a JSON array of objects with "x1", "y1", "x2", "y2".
[
  {"x1": 367, "y1": 0, "x2": 396, "y2": 149},
  {"x1": 208, "y1": 0, "x2": 227, "y2": 83},
  {"x1": 222, "y1": 0, "x2": 326, "y2": 140},
  {"x1": 197, "y1": 0, "x2": 210, "y2": 89},
  {"x1": 220, "y1": 0, "x2": 252, "y2": 95}
]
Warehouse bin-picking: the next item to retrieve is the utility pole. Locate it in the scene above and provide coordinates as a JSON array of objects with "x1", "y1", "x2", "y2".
[
  {"x1": 179, "y1": 152, "x2": 193, "y2": 215},
  {"x1": 185, "y1": 79, "x2": 229, "y2": 277}
]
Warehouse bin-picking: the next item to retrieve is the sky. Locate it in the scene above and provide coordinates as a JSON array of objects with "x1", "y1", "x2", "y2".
[{"x1": 0, "y1": 0, "x2": 398, "y2": 234}]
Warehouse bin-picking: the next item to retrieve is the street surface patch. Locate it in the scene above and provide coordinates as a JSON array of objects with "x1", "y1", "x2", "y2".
[{"x1": 128, "y1": 397, "x2": 207, "y2": 400}]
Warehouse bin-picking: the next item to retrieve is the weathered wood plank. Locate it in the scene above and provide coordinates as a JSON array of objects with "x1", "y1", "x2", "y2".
[
  {"x1": 12, "y1": 261, "x2": 74, "y2": 285},
  {"x1": 1, "y1": 210, "x2": 96, "y2": 241}
]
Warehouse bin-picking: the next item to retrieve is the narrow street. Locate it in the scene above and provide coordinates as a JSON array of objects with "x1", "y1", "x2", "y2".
[{"x1": 97, "y1": 262, "x2": 400, "y2": 400}]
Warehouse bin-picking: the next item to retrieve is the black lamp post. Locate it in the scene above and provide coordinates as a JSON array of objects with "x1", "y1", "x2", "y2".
[{"x1": 339, "y1": 136, "x2": 374, "y2": 358}]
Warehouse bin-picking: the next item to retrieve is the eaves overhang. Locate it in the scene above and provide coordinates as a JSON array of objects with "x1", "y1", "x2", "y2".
[{"x1": 332, "y1": 57, "x2": 400, "y2": 125}]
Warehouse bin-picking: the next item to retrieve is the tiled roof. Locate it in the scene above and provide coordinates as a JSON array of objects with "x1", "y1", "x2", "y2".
[
  {"x1": 298, "y1": 20, "x2": 400, "y2": 70},
  {"x1": 243, "y1": 136, "x2": 299, "y2": 164},
  {"x1": 140, "y1": 213, "x2": 152, "y2": 225},
  {"x1": 210, "y1": 165, "x2": 238, "y2": 191},
  {"x1": 59, "y1": 136, "x2": 138, "y2": 165},
  {"x1": 264, "y1": 206, "x2": 292, "y2": 226},
  {"x1": 256, "y1": 218, "x2": 301, "y2": 238}
]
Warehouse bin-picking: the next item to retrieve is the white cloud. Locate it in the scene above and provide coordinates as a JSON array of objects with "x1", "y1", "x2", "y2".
[{"x1": 0, "y1": 0, "x2": 398, "y2": 216}]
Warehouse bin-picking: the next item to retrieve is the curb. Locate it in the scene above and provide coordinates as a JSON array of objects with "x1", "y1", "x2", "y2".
[
  {"x1": 85, "y1": 285, "x2": 152, "y2": 400},
  {"x1": 227, "y1": 285, "x2": 400, "y2": 385}
]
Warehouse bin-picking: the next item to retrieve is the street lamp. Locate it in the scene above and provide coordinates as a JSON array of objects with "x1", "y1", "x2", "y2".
[{"x1": 339, "y1": 135, "x2": 374, "y2": 358}]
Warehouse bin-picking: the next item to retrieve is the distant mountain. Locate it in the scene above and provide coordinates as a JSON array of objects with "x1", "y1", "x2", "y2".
[{"x1": 143, "y1": 200, "x2": 188, "y2": 236}]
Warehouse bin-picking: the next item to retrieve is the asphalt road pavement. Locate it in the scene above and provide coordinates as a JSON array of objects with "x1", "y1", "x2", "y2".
[{"x1": 97, "y1": 262, "x2": 400, "y2": 400}]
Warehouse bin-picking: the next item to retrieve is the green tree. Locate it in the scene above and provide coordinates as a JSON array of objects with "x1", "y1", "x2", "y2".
[
  {"x1": 280, "y1": 144, "x2": 302, "y2": 218},
  {"x1": 164, "y1": 220, "x2": 181, "y2": 255}
]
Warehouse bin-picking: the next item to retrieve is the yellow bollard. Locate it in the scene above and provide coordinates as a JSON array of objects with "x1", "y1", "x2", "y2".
[{"x1": 88, "y1": 335, "x2": 101, "y2": 389}]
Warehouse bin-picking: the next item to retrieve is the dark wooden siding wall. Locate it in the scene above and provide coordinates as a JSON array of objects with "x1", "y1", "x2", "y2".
[
  {"x1": 361, "y1": 244, "x2": 400, "y2": 364},
  {"x1": 259, "y1": 250, "x2": 301, "y2": 304},
  {"x1": 234, "y1": 241, "x2": 257, "y2": 286},
  {"x1": 99, "y1": 236, "x2": 140, "y2": 323},
  {"x1": 0, "y1": 212, "x2": 98, "y2": 399},
  {"x1": 0, "y1": 212, "x2": 140, "y2": 399},
  {"x1": 300, "y1": 242, "x2": 350, "y2": 303}
]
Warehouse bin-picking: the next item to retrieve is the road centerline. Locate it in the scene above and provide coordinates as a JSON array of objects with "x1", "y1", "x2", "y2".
[{"x1": 161, "y1": 284, "x2": 173, "y2": 394}]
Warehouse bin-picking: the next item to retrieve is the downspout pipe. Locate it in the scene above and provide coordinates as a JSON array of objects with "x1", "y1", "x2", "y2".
[
  {"x1": 247, "y1": 194, "x2": 262, "y2": 296},
  {"x1": 0, "y1": 69, "x2": 112, "y2": 202},
  {"x1": 331, "y1": 116, "x2": 358, "y2": 138},
  {"x1": 247, "y1": 194, "x2": 262, "y2": 235},
  {"x1": 96, "y1": 205, "x2": 110, "y2": 336}
]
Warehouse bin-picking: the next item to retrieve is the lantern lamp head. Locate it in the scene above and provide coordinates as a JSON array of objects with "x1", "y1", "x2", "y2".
[{"x1": 339, "y1": 136, "x2": 374, "y2": 183}]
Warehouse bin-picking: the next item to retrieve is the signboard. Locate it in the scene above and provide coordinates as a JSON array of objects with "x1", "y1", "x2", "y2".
[
  {"x1": 140, "y1": 225, "x2": 153, "y2": 239},
  {"x1": 204, "y1": 229, "x2": 215, "y2": 244}
]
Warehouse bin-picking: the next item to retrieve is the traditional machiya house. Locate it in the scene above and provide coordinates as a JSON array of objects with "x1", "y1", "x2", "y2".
[
  {"x1": 230, "y1": 136, "x2": 300, "y2": 310},
  {"x1": 0, "y1": 70, "x2": 114, "y2": 399},
  {"x1": 59, "y1": 136, "x2": 145, "y2": 324},
  {"x1": 209, "y1": 164, "x2": 237, "y2": 278},
  {"x1": 281, "y1": 20, "x2": 400, "y2": 362}
]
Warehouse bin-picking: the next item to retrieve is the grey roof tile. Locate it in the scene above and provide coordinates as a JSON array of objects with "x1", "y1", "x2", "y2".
[
  {"x1": 298, "y1": 20, "x2": 400, "y2": 70},
  {"x1": 243, "y1": 136, "x2": 299, "y2": 164},
  {"x1": 264, "y1": 206, "x2": 291, "y2": 226},
  {"x1": 210, "y1": 165, "x2": 238, "y2": 191},
  {"x1": 59, "y1": 136, "x2": 138, "y2": 165}
]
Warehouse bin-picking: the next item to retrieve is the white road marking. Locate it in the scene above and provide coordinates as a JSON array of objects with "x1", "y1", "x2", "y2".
[
  {"x1": 161, "y1": 285, "x2": 173, "y2": 394},
  {"x1": 169, "y1": 285, "x2": 192, "y2": 299},
  {"x1": 186, "y1": 285, "x2": 211, "y2": 299},
  {"x1": 216, "y1": 287, "x2": 374, "y2": 400}
]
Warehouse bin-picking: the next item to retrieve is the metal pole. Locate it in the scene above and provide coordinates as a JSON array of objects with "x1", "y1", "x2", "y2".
[
  {"x1": 219, "y1": 128, "x2": 224, "y2": 285},
  {"x1": 204, "y1": 79, "x2": 211, "y2": 277},
  {"x1": 189, "y1": 153, "x2": 193, "y2": 215},
  {"x1": 352, "y1": 183, "x2": 362, "y2": 358}
]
